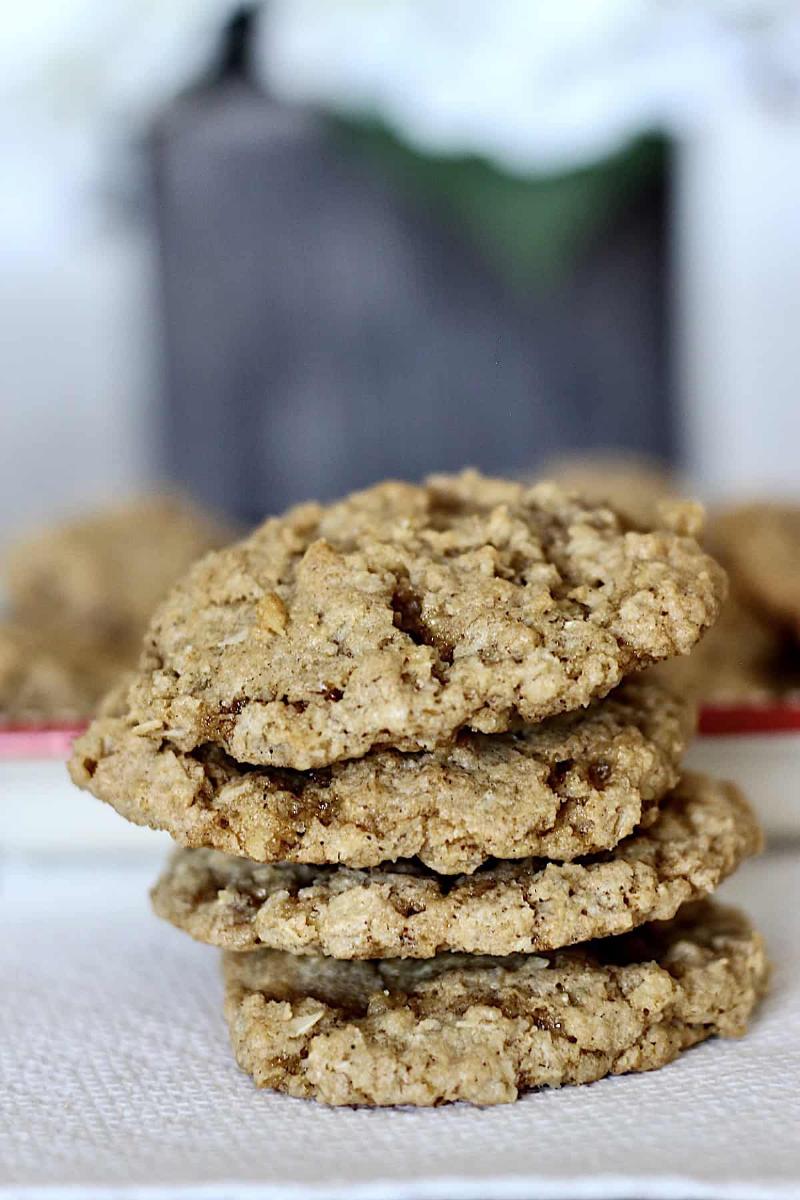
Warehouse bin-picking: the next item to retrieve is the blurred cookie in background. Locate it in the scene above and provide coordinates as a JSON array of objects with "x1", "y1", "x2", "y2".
[
  {"x1": 4, "y1": 495, "x2": 235, "y2": 655},
  {"x1": 711, "y1": 504, "x2": 800, "y2": 638},
  {"x1": 0, "y1": 622, "x2": 127, "y2": 723},
  {"x1": 1, "y1": 495, "x2": 236, "y2": 722},
  {"x1": 657, "y1": 589, "x2": 795, "y2": 705},
  {"x1": 539, "y1": 455, "x2": 800, "y2": 705},
  {"x1": 691, "y1": 504, "x2": 800, "y2": 705},
  {"x1": 540, "y1": 451, "x2": 679, "y2": 530}
]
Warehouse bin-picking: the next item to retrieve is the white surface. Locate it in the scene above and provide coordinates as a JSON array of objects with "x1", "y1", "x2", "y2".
[
  {"x1": 0, "y1": 850, "x2": 798, "y2": 1198},
  {"x1": 686, "y1": 733, "x2": 800, "y2": 843},
  {"x1": 1, "y1": 759, "x2": 170, "y2": 856},
  {"x1": 0, "y1": 226, "x2": 158, "y2": 556}
]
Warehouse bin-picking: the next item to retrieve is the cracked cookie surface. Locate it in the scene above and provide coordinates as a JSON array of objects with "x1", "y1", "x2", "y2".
[
  {"x1": 122, "y1": 471, "x2": 724, "y2": 768},
  {"x1": 70, "y1": 677, "x2": 692, "y2": 873},
  {"x1": 152, "y1": 772, "x2": 760, "y2": 957},
  {"x1": 222, "y1": 899, "x2": 768, "y2": 1106}
]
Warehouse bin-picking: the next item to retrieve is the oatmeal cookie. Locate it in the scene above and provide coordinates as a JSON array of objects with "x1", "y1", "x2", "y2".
[
  {"x1": 152, "y1": 772, "x2": 760, "y2": 957},
  {"x1": 70, "y1": 678, "x2": 692, "y2": 873},
  {"x1": 222, "y1": 900, "x2": 768, "y2": 1106},
  {"x1": 657, "y1": 590, "x2": 786, "y2": 703},
  {"x1": 124, "y1": 472, "x2": 723, "y2": 768},
  {"x1": 541, "y1": 453, "x2": 681, "y2": 530}
]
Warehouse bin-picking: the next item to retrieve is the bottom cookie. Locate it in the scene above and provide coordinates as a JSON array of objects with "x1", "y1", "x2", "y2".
[{"x1": 223, "y1": 900, "x2": 768, "y2": 1107}]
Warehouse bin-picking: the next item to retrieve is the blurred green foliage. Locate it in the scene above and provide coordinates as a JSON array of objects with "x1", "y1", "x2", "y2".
[{"x1": 332, "y1": 116, "x2": 667, "y2": 289}]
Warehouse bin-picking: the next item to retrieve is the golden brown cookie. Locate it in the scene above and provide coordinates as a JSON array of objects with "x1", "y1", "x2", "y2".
[
  {"x1": 70, "y1": 677, "x2": 693, "y2": 873},
  {"x1": 153, "y1": 772, "x2": 760, "y2": 958},
  {"x1": 222, "y1": 899, "x2": 768, "y2": 1106},
  {"x1": 122, "y1": 472, "x2": 724, "y2": 768}
]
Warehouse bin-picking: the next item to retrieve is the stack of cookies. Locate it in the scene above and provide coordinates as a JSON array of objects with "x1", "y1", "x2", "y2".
[{"x1": 69, "y1": 472, "x2": 768, "y2": 1107}]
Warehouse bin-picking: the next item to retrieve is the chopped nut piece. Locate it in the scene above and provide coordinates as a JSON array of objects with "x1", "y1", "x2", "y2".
[{"x1": 257, "y1": 592, "x2": 288, "y2": 635}]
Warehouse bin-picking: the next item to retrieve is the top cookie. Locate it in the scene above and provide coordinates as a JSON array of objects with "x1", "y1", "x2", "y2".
[
  {"x1": 541, "y1": 453, "x2": 682, "y2": 531},
  {"x1": 4, "y1": 494, "x2": 233, "y2": 651},
  {"x1": 126, "y1": 471, "x2": 724, "y2": 768},
  {"x1": 711, "y1": 504, "x2": 800, "y2": 634}
]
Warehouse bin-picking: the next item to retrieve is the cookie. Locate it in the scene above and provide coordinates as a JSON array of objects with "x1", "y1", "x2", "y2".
[
  {"x1": 658, "y1": 590, "x2": 789, "y2": 704},
  {"x1": 0, "y1": 621, "x2": 128, "y2": 722},
  {"x1": 152, "y1": 772, "x2": 760, "y2": 958},
  {"x1": 222, "y1": 899, "x2": 768, "y2": 1106},
  {"x1": 70, "y1": 677, "x2": 692, "y2": 873},
  {"x1": 541, "y1": 453, "x2": 683, "y2": 531},
  {"x1": 123, "y1": 471, "x2": 724, "y2": 768},
  {"x1": 711, "y1": 504, "x2": 800, "y2": 633},
  {"x1": 5, "y1": 494, "x2": 233, "y2": 650}
]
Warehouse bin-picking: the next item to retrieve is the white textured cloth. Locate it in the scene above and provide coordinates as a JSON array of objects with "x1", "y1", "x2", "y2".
[{"x1": 1, "y1": 849, "x2": 798, "y2": 1199}]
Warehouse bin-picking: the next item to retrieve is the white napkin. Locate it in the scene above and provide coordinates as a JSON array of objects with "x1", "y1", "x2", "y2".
[{"x1": 1, "y1": 847, "x2": 798, "y2": 1200}]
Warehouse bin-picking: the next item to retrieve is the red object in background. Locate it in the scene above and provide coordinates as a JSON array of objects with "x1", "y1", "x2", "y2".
[
  {"x1": 0, "y1": 724, "x2": 86, "y2": 759},
  {"x1": 698, "y1": 705, "x2": 800, "y2": 736}
]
